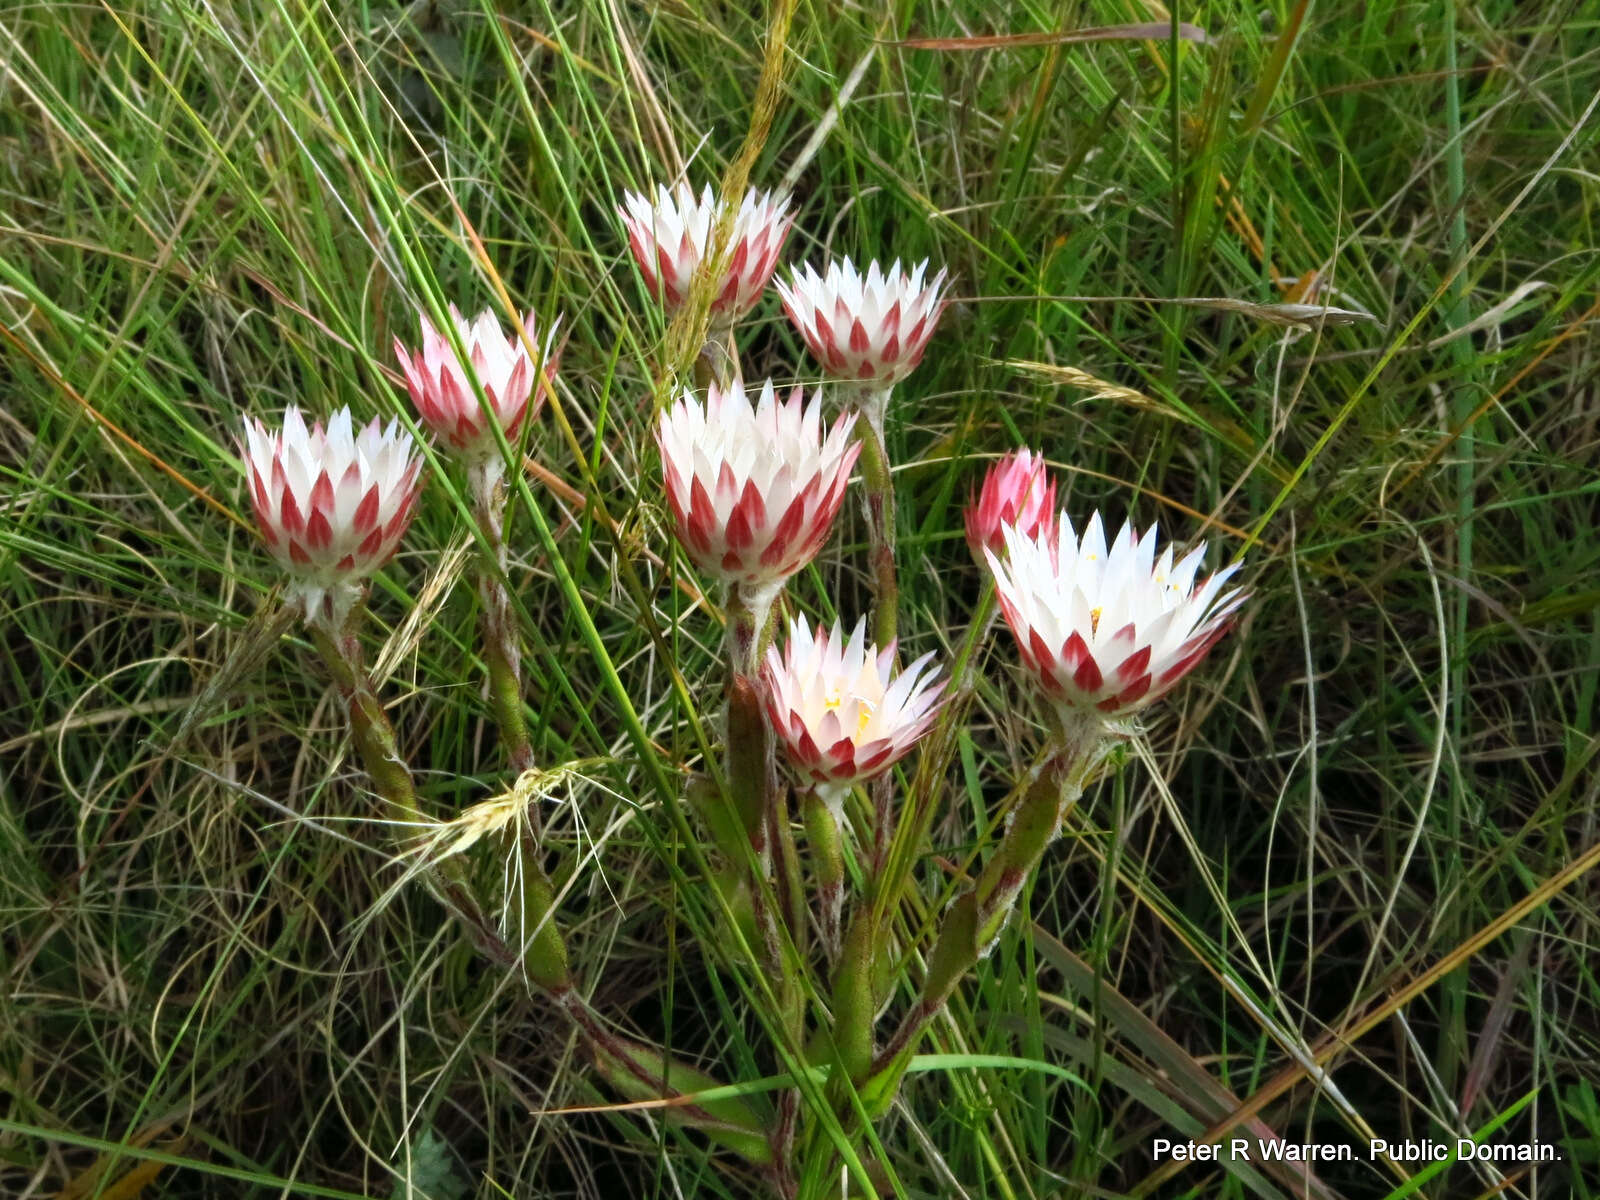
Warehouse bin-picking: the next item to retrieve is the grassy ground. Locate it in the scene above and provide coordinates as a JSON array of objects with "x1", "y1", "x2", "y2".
[{"x1": 3, "y1": 0, "x2": 1599, "y2": 1197}]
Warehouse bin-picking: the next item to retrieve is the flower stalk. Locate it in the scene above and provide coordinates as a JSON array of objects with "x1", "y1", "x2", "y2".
[
  {"x1": 865, "y1": 725, "x2": 1107, "y2": 1093},
  {"x1": 725, "y1": 581, "x2": 782, "y2": 856},
  {"x1": 854, "y1": 393, "x2": 900, "y2": 876},
  {"x1": 828, "y1": 903, "x2": 878, "y2": 1084},
  {"x1": 507, "y1": 820, "x2": 572, "y2": 993},
  {"x1": 305, "y1": 604, "x2": 529, "y2": 973},
  {"x1": 308, "y1": 610, "x2": 423, "y2": 829},
  {"x1": 802, "y1": 787, "x2": 846, "y2": 958},
  {"x1": 726, "y1": 672, "x2": 773, "y2": 863},
  {"x1": 307, "y1": 607, "x2": 772, "y2": 1160},
  {"x1": 726, "y1": 581, "x2": 779, "y2": 680},
  {"x1": 470, "y1": 464, "x2": 535, "y2": 778},
  {"x1": 722, "y1": 586, "x2": 805, "y2": 1059},
  {"x1": 562, "y1": 990, "x2": 775, "y2": 1167},
  {"x1": 769, "y1": 789, "x2": 808, "y2": 1038},
  {"x1": 854, "y1": 388, "x2": 898, "y2": 649}
]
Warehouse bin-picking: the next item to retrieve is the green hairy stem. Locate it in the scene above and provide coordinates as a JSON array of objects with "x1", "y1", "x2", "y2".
[
  {"x1": 724, "y1": 581, "x2": 783, "y2": 855},
  {"x1": 573, "y1": 994, "x2": 775, "y2": 1167},
  {"x1": 864, "y1": 726, "x2": 1107, "y2": 1100},
  {"x1": 307, "y1": 610, "x2": 535, "y2": 976},
  {"x1": 803, "y1": 788, "x2": 846, "y2": 959},
  {"x1": 310, "y1": 607, "x2": 774, "y2": 1161},
  {"x1": 726, "y1": 675, "x2": 773, "y2": 860},
  {"x1": 854, "y1": 389, "x2": 901, "y2": 881},
  {"x1": 828, "y1": 907, "x2": 877, "y2": 1086},
  {"x1": 309, "y1": 615, "x2": 422, "y2": 829},
  {"x1": 854, "y1": 389, "x2": 898, "y2": 650},
  {"x1": 507, "y1": 823, "x2": 572, "y2": 994},
  {"x1": 471, "y1": 468, "x2": 535, "y2": 778}
]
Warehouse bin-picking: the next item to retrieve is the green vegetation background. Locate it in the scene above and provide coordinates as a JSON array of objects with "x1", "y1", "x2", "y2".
[{"x1": 2, "y1": 1, "x2": 1598, "y2": 1197}]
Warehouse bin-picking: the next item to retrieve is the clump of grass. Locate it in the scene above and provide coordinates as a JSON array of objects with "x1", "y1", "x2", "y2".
[{"x1": 3, "y1": 1, "x2": 1599, "y2": 1197}]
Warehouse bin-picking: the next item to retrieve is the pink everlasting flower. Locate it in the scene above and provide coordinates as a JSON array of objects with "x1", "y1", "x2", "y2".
[
  {"x1": 394, "y1": 305, "x2": 557, "y2": 462},
  {"x1": 619, "y1": 183, "x2": 792, "y2": 318},
  {"x1": 965, "y1": 448, "x2": 1059, "y2": 564},
  {"x1": 242, "y1": 406, "x2": 425, "y2": 626},
  {"x1": 985, "y1": 512, "x2": 1246, "y2": 729},
  {"x1": 777, "y1": 258, "x2": 949, "y2": 386},
  {"x1": 762, "y1": 614, "x2": 944, "y2": 808},
  {"x1": 655, "y1": 380, "x2": 860, "y2": 595}
]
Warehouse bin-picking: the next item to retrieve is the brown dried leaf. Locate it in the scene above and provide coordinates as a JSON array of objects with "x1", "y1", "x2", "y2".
[{"x1": 1175, "y1": 296, "x2": 1379, "y2": 328}]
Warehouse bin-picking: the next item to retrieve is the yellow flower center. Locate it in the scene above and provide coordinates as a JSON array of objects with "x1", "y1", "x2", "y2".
[
  {"x1": 823, "y1": 691, "x2": 875, "y2": 739},
  {"x1": 1090, "y1": 605, "x2": 1103, "y2": 632}
]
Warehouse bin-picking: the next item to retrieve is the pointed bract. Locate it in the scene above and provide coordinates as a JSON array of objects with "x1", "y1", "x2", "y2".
[
  {"x1": 656, "y1": 380, "x2": 860, "y2": 590},
  {"x1": 985, "y1": 511, "x2": 1247, "y2": 727},
  {"x1": 619, "y1": 183, "x2": 793, "y2": 319},
  {"x1": 241, "y1": 406, "x2": 426, "y2": 625},
  {"x1": 395, "y1": 304, "x2": 558, "y2": 461},
  {"x1": 777, "y1": 257, "x2": 949, "y2": 386}
]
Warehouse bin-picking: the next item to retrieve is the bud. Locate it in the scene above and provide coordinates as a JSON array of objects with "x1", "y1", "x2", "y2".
[
  {"x1": 619, "y1": 183, "x2": 792, "y2": 319},
  {"x1": 777, "y1": 257, "x2": 949, "y2": 385},
  {"x1": 241, "y1": 406, "x2": 425, "y2": 626}
]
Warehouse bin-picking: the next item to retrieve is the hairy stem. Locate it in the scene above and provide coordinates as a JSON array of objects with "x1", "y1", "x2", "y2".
[
  {"x1": 722, "y1": 581, "x2": 791, "y2": 959},
  {"x1": 803, "y1": 788, "x2": 846, "y2": 959},
  {"x1": 769, "y1": 791, "x2": 807, "y2": 1036},
  {"x1": 471, "y1": 465, "x2": 535, "y2": 780},
  {"x1": 854, "y1": 390, "x2": 898, "y2": 649},
  {"x1": 725, "y1": 580, "x2": 778, "y2": 679},
  {"x1": 508, "y1": 822, "x2": 572, "y2": 993},
  {"x1": 868, "y1": 726, "x2": 1106, "y2": 1087},
  {"x1": 854, "y1": 392, "x2": 900, "y2": 881},
  {"x1": 723, "y1": 580, "x2": 807, "y2": 1173},
  {"x1": 305, "y1": 609, "x2": 772, "y2": 1162},
  {"x1": 307, "y1": 609, "x2": 547, "y2": 977},
  {"x1": 724, "y1": 580, "x2": 782, "y2": 856},
  {"x1": 560, "y1": 988, "x2": 775, "y2": 1166},
  {"x1": 829, "y1": 904, "x2": 876, "y2": 1084},
  {"x1": 309, "y1": 614, "x2": 421, "y2": 827}
]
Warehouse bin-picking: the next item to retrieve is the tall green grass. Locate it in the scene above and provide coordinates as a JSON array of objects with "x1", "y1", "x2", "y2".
[{"x1": 2, "y1": 1, "x2": 1598, "y2": 1196}]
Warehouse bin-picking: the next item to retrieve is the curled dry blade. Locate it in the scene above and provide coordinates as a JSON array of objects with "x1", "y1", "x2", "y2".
[{"x1": 165, "y1": 587, "x2": 298, "y2": 752}]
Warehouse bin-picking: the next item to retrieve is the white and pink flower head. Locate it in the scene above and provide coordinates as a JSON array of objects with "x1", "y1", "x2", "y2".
[
  {"x1": 777, "y1": 257, "x2": 949, "y2": 386},
  {"x1": 619, "y1": 183, "x2": 792, "y2": 319},
  {"x1": 655, "y1": 380, "x2": 860, "y2": 596},
  {"x1": 965, "y1": 448, "x2": 1059, "y2": 564},
  {"x1": 394, "y1": 304, "x2": 558, "y2": 465},
  {"x1": 762, "y1": 614, "x2": 945, "y2": 810},
  {"x1": 985, "y1": 512, "x2": 1246, "y2": 731},
  {"x1": 241, "y1": 406, "x2": 426, "y2": 626}
]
